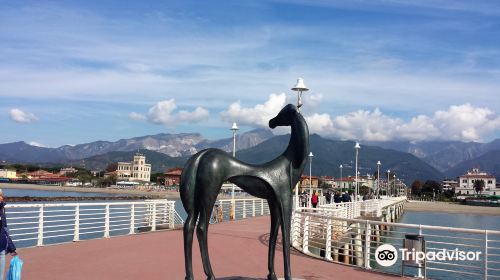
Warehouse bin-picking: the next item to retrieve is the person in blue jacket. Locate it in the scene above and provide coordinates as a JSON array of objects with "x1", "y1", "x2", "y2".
[{"x1": 0, "y1": 190, "x2": 17, "y2": 280}]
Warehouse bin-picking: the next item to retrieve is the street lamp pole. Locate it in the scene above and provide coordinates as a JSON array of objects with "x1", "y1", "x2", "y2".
[
  {"x1": 230, "y1": 122, "x2": 239, "y2": 201},
  {"x1": 393, "y1": 175, "x2": 397, "y2": 197},
  {"x1": 308, "y1": 152, "x2": 314, "y2": 195},
  {"x1": 387, "y1": 169, "x2": 390, "y2": 197},
  {"x1": 377, "y1": 161, "x2": 381, "y2": 198},
  {"x1": 231, "y1": 122, "x2": 240, "y2": 219},
  {"x1": 339, "y1": 164, "x2": 343, "y2": 189},
  {"x1": 354, "y1": 142, "x2": 361, "y2": 200}
]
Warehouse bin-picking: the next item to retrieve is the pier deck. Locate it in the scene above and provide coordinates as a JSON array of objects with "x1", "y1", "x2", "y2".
[{"x1": 16, "y1": 216, "x2": 399, "y2": 279}]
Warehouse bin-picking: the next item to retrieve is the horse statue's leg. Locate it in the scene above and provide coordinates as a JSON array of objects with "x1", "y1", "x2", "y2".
[
  {"x1": 280, "y1": 196, "x2": 293, "y2": 280},
  {"x1": 183, "y1": 209, "x2": 199, "y2": 280},
  {"x1": 197, "y1": 199, "x2": 217, "y2": 280},
  {"x1": 267, "y1": 200, "x2": 281, "y2": 280}
]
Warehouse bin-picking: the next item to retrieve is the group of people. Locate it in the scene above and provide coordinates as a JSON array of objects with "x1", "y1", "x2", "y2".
[{"x1": 299, "y1": 190, "x2": 354, "y2": 208}]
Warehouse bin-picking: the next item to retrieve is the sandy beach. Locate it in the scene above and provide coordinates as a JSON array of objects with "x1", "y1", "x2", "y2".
[
  {"x1": 0, "y1": 183, "x2": 181, "y2": 199},
  {"x1": 406, "y1": 200, "x2": 500, "y2": 216}
]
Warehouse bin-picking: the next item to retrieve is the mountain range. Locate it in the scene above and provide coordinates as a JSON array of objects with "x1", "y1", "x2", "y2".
[{"x1": 1, "y1": 130, "x2": 499, "y2": 183}]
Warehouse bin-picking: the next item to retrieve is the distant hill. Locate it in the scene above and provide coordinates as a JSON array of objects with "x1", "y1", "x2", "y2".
[
  {"x1": 444, "y1": 150, "x2": 500, "y2": 179},
  {"x1": 0, "y1": 141, "x2": 66, "y2": 163},
  {"x1": 238, "y1": 134, "x2": 443, "y2": 184},
  {"x1": 365, "y1": 139, "x2": 500, "y2": 172},
  {"x1": 0, "y1": 129, "x2": 273, "y2": 163}
]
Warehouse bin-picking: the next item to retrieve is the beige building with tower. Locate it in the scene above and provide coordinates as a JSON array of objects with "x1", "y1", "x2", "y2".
[{"x1": 116, "y1": 153, "x2": 151, "y2": 182}]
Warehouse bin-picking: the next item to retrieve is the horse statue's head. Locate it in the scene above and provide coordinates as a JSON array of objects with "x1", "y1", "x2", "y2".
[{"x1": 268, "y1": 104, "x2": 299, "y2": 129}]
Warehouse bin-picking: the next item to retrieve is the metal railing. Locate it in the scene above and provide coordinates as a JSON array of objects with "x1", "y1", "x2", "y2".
[
  {"x1": 319, "y1": 197, "x2": 406, "y2": 218},
  {"x1": 218, "y1": 198, "x2": 270, "y2": 221},
  {"x1": 6, "y1": 200, "x2": 178, "y2": 248},
  {"x1": 292, "y1": 209, "x2": 500, "y2": 280}
]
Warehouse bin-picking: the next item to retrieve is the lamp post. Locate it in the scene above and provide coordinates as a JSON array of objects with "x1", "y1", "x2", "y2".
[
  {"x1": 377, "y1": 161, "x2": 381, "y2": 198},
  {"x1": 387, "y1": 169, "x2": 390, "y2": 197},
  {"x1": 230, "y1": 122, "x2": 239, "y2": 219},
  {"x1": 354, "y1": 142, "x2": 360, "y2": 200},
  {"x1": 339, "y1": 164, "x2": 343, "y2": 189},
  {"x1": 393, "y1": 174, "x2": 397, "y2": 197},
  {"x1": 308, "y1": 152, "x2": 314, "y2": 195},
  {"x1": 230, "y1": 122, "x2": 239, "y2": 200},
  {"x1": 291, "y1": 78, "x2": 309, "y2": 112}
]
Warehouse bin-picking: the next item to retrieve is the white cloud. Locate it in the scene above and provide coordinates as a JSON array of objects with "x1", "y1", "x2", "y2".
[
  {"x1": 321, "y1": 104, "x2": 500, "y2": 142},
  {"x1": 9, "y1": 108, "x2": 38, "y2": 123},
  {"x1": 146, "y1": 99, "x2": 209, "y2": 125},
  {"x1": 222, "y1": 95, "x2": 500, "y2": 142},
  {"x1": 129, "y1": 112, "x2": 146, "y2": 121},
  {"x1": 220, "y1": 93, "x2": 287, "y2": 127},
  {"x1": 29, "y1": 141, "x2": 46, "y2": 147}
]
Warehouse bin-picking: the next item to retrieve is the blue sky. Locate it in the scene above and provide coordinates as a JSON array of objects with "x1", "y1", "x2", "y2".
[{"x1": 1, "y1": 0, "x2": 500, "y2": 147}]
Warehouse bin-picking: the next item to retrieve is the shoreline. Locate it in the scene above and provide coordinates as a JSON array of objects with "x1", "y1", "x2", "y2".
[
  {"x1": 0, "y1": 183, "x2": 180, "y2": 199},
  {"x1": 405, "y1": 200, "x2": 500, "y2": 216}
]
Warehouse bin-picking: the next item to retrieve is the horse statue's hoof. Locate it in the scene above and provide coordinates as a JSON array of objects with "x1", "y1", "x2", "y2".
[{"x1": 267, "y1": 273, "x2": 278, "y2": 280}]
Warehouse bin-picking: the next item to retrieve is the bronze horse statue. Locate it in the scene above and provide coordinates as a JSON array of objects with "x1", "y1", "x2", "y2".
[{"x1": 180, "y1": 104, "x2": 309, "y2": 280}]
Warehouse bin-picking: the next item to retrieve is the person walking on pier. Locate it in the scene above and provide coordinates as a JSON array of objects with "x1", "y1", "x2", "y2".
[
  {"x1": 0, "y1": 190, "x2": 17, "y2": 280},
  {"x1": 311, "y1": 191, "x2": 319, "y2": 208},
  {"x1": 342, "y1": 191, "x2": 352, "y2": 202},
  {"x1": 333, "y1": 191, "x2": 342, "y2": 203}
]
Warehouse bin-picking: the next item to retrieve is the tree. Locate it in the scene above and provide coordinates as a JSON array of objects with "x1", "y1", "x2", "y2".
[
  {"x1": 411, "y1": 180, "x2": 423, "y2": 196},
  {"x1": 105, "y1": 163, "x2": 118, "y2": 172},
  {"x1": 473, "y1": 180, "x2": 485, "y2": 195},
  {"x1": 359, "y1": 185, "x2": 370, "y2": 196},
  {"x1": 422, "y1": 180, "x2": 442, "y2": 196}
]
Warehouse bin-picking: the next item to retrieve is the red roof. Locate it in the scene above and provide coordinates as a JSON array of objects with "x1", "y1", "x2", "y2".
[
  {"x1": 165, "y1": 168, "x2": 182, "y2": 176},
  {"x1": 300, "y1": 175, "x2": 318, "y2": 180}
]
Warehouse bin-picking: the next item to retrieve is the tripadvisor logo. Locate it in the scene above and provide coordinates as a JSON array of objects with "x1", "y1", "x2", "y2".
[
  {"x1": 375, "y1": 244, "x2": 398, "y2": 267},
  {"x1": 375, "y1": 244, "x2": 482, "y2": 267}
]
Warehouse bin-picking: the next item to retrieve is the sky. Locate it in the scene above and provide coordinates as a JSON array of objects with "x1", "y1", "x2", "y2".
[{"x1": 1, "y1": 0, "x2": 500, "y2": 147}]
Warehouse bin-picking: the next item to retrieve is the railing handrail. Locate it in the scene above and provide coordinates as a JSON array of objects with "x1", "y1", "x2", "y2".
[
  {"x1": 295, "y1": 209, "x2": 500, "y2": 235},
  {"x1": 5, "y1": 200, "x2": 174, "y2": 208}
]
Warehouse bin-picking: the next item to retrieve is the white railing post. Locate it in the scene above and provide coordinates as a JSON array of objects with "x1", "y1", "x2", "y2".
[
  {"x1": 152, "y1": 203, "x2": 157, "y2": 231},
  {"x1": 130, "y1": 204, "x2": 135, "y2": 234},
  {"x1": 37, "y1": 205, "x2": 44, "y2": 246},
  {"x1": 418, "y1": 224, "x2": 423, "y2": 278},
  {"x1": 292, "y1": 212, "x2": 300, "y2": 247},
  {"x1": 104, "y1": 204, "x2": 110, "y2": 238},
  {"x1": 73, "y1": 204, "x2": 80, "y2": 242},
  {"x1": 169, "y1": 202, "x2": 175, "y2": 229},
  {"x1": 243, "y1": 200, "x2": 247, "y2": 219},
  {"x1": 303, "y1": 215, "x2": 310, "y2": 254},
  {"x1": 261, "y1": 199, "x2": 264, "y2": 216},
  {"x1": 364, "y1": 219, "x2": 371, "y2": 269},
  {"x1": 325, "y1": 218, "x2": 333, "y2": 261},
  {"x1": 485, "y1": 230, "x2": 488, "y2": 280},
  {"x1": 252, "y1": 200, "x2": 256, "y2": 217}
]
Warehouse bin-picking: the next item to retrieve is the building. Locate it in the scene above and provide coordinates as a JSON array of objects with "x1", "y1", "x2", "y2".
[
  {"x1": 334, "y1": 177, "x2": 355, "y2": 190},
  {"x1": 442, "y1": 179, "x2": 458, "y2": 191},
  {"x1": 25, "y1": 170, "x2": 70, "y2": 185},
  {"x1": 0, "y1": 169, "x2": 17, "y2": 179},
  {"x1": 59, "y1": 167, "x2": 78, "y2": 176},
  {"x1": 457, "y1": 168, "x2": 497, "y2": 196},
  {"x1": 164, "y1": 167, "x2": 182, "y2": 186},
  {"x1": 299, "y1": 175, "x2": 319, "y2": 193},
  {"x1": 116, "y1": 153, "x2": 151, "y2": 182}
]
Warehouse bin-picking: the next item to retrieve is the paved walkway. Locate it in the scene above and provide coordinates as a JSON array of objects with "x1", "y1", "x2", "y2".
[{"x1": 17, "y1": 216, "x2": 400, "y2": 280}]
